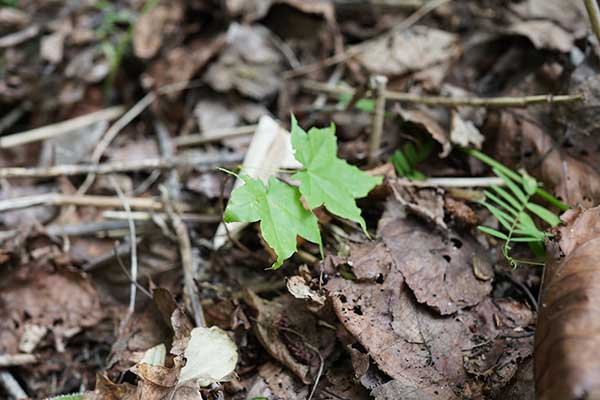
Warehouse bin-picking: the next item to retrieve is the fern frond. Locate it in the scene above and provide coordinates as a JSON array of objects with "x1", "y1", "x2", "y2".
[{"x1": 468, "y1": 150, "x2": 564, "y2": 267}]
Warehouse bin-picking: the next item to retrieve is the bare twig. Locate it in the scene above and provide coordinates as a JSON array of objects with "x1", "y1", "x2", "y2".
[
  {"x1": 584, "y1": 0, "x2": 600, "y2": 45},
  {"x1": 301, "y1": 80, "x2": 584, "y2": 108},
  {"x1": 102, "y1": 210, "x2": 219, "y2": 223},
  {"x1": 0, "y1": 371, "x2": 27, "y2": 399},
  {"x1": 0, "y1": 152, "x2": 242, "y2": 179},
  {"x1": 174, "y1": 125, "x2": 258, "y2": 147},
  {"x1": 0, "y1": 24, "x2": 39, "y2": 48},
  {"x1": 395, "y1": 176, "x2": 505, "y2": 187},
  {"x1": 283, "y1": 0, "x2": 450, "y2": 78},
  {"x1": 109, "y1": 177, "x2": 138, "y2": 317},
  {"x1": 77, "y1": 79, "x2": 203, "y2": 195},
  {"x1": 0, "y1": 106, "x2": 125, "y2": 148},
  {"x1": 0, "y1": 354, "x2": 37, "y2": 367},
  {"x1": 0, "y1": 103, "x2": 29, "y2": 135},
  {"x1": 163, "y1": 189, "x2": 206, "y2": 327},
  {"x1": 369, "y1": 75, "x2": 388, "y2": 163},
  {"x1": 0, "y1": 193, "x2": 191, "y2": 213}
]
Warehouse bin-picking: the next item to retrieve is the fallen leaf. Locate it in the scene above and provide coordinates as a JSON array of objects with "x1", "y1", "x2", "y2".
[
  {"x1": 358, "y1": 25, "x2": 460, "y2": 77},
  {"x1": 245, "y1": 362, "x2": 309, "y2": 399},
  {"x1": 133, "y1": 2, "x2": 184, "y2": 59},
  {"x1": 450, "y1": 111, "x2": 484, "y2": 149},
  {"x1": 178, "y1": 326, "x2": 239, "y2": 386},
  {"x1": 511, "y1": 0, "x2": 587, "y2": 35},
  {"x1": 535, "y1": 206, "x2": 600, "y2": 400},
  {"x1": 378, "y1": 204, "x2": 492, "y2": 315},
  {"x1": 0, "y1": 263, "x2": 103, "y2": 354},
  {"x1": 396, "y1": 106, "x2": 451, "y2": 157},
  {"x1": 145, "y1": 34, "x2": 226, "y2": 90},
  {"x1": 286, "y1": 275, "x2": 325, "y2": 305},
  {"x1": 204, "y1": 23, "x2": 283, "y2": 99},
  {"x1": 243, "y1": 290, "x2": 337, "y2": 385},
  {"x1": 507, "y1": 20, "x2": 574, "y2": 52}
]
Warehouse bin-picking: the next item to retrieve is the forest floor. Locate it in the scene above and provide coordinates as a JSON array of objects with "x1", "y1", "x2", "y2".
[{"x1": 1, "y1": 0, "x2": 599, "y2": 399}]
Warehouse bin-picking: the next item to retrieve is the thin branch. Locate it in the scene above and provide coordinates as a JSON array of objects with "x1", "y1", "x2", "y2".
[
  {"x1": 0, "y1": 354, "x2": 37, "y2": 367},
  {"x1": 0, "y1": 193, "x2": 191, "y2": 213},
  {"x1": 395, "y1": 177, "x2": 505, "y2": 187},
  {"x1": 102, "y1": 210, "x2": 220, "y2": 223},
  {"x1": 77, "y1": 79, "x2": 204, "y2": 195},
  {"x1": 584, "y1": 0, "x2": 600, "y2": 46},
  {"x1": 0, "y1": 106, "x2": 125, "y2": 148},
  {"x1": 174, "y1": 125, "x2": 258, "y2": 147},
  {"x1": 0, "y1": 371, "x2": 27, "y2": 400},
  {"x1": 0, "y1": 152, "x2": 242, "y2": 179},
  {"x1": 283, "y1": 0, "x2": 450, "y2": 78},
  {"x1": 109, "y1": 177, "x2": 138, "y2": 317},
  {"x1": 369, "y1": 75, "x2": 388, "y2": 163},
  {"x1": 301, "y1": 80, "x2": 584, "y2": 108},
  {"x1": 162, "y1": 188, "x2": 206, "y2": 327}
]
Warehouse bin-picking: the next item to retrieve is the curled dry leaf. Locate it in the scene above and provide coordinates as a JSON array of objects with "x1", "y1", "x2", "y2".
[
  {"x1": 396, "y1": 106, "x2": 451, "y2": 157},
  {"x1": 286, "y1": 275, "x2": 325, "y2": 306},
  {"x1": 535, "y1": 206, "x2": 600, "y2": 400},
  {"x1": 358, "y1": 25, "x2": 460, "y2": 77}
]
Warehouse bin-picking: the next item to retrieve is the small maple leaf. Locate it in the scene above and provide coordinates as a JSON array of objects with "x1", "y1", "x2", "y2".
[
  {"x1": 290, "y1": 115, "x2": 382, "y2": 234},
  {"x1": 224, "y1": 174, "x2": 322, "y2": 269}
]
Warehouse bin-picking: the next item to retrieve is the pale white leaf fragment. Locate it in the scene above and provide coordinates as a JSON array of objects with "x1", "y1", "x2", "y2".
[
  {"x1": 141, "y1": 343, "x2": 166, "y2": 367},
  {"x1": 178, "y1": 326, "x2": 238, "y2": 386}
]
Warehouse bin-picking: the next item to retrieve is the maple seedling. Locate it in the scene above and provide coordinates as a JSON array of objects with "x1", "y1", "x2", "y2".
[{"x1": 223, "y1": 116, "x2": 382, "y2": 269}]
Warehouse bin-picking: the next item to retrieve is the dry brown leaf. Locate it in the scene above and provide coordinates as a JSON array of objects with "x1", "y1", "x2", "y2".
[
  {"x1": 245, "y1": 362, "x2": 309, "y2": 399},
  {"x1": 145, "y1": 34, "x2": 226, "y2": 90},
  {"x1": 0, "y1": 263, "x2": 103, "y2": 354},
  {"x1": 358, "y1": 25, "x2": 460, "y2": 77},
  {"x1": 507, "y1": 20, "x2": 574, "y2": 53},
  {"x1": 204, "y1": 24, "x2": 283, "y2": 99},
  {"x1": 396, "y1": 106, "x2": 451, "y2": 157},
  {"x1": 511, "y1": 0, "x2": 587, "y2": 35},
  {"x1": 535, "y1": 206, "x2": 600, "y2": 400},
  {"x1": 133, "y1": 2, "x2": 184, "y2": 59},
  {"x1": 327, "y1": 205, "x2": 534, "y2": 398},
  {"x1": 377, "y1": 203, "x2": 493, "y2": 315},
  {"x1": 243, "y1": 290, "x2": 336, "y2": 384}
]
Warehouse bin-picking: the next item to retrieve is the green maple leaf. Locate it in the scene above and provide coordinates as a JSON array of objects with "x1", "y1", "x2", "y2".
[
  {"x1": 224, "y1": 174, "x2": 322, "y2": 269},
  {"x1": 290, "y1": 116, "x2": 382, "y2": 234}
]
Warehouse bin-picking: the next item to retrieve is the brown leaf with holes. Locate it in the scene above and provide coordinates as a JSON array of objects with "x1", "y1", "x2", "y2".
[
  {"x1": 535, "y1": 206, "x2": 600, "y2": 400},
  {"x1": 378, "y1": 212, "x2": 492, "y2": 315}
]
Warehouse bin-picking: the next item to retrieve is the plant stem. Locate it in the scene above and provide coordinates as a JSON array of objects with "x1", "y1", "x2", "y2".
[{"x1": 584, "y1": 0, "x2": 600, "y2": 46}]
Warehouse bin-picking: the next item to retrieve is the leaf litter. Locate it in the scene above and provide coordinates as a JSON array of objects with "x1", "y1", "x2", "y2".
[{"x1": 1, "y1": 0, "x2": 600, "y2": 399}]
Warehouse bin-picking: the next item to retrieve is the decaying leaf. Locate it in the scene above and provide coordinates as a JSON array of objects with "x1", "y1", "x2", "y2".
[
  {"x1": 179, "y1": 326, "x2": 238, "y2": 386},
  {"x1": 507, "y1": 20, "x2": 574, "y2": 53},
  {"x1": 0, "y1": 263, "x2": 104, "y2": 354},
  {"x1": 378, "y1": 213, "x2": 493, "y2": 315},
  {"x1": 133, "y1": 2, "x2": 184, "y2": 59},
  {"x1": 396, "y1": 106, "x2": 451, "y2": 157},
  {"x1": 204, "y1": 23, "x2": 283, "y2": 99},
  {"x1": 326, "y1": 202, "x2": 533, "y2": 398},
  {"x1": 243, "y1": 290, "x2": 337, "y2": 384},
  {"x1": 358, "y1": 25, "x2": 460, "y2": 77},
  {"x1": 535, "y1": 206, "x2": 600, "y2": 400}
]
